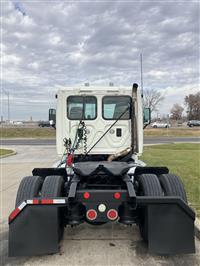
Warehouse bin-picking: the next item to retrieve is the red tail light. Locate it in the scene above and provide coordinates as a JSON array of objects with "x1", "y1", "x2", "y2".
[
  {"x1": 86, "y1": 209, "x2": 97, "y2": 221},
  {"x1": 107, "y1": 209, "x2": 118, "y2": 220},
  {"x1": 83, "y1": 192, "x2": 90, "y2": 199},
  {"x1": 114, "y1": 192, "x2": 121, "y2": 199}
]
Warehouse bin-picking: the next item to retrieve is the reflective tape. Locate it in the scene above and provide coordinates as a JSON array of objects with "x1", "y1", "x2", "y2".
[
  {"x1": 9, "y1": 198, "x2": 67, "y2": 223},
  {"x1": 9, "y1": 208, "x2": 21, "y2": 222},
  {"x1": 26, "y1": 199, "x2": 39, "y2": 204},
  {"x1": 41, "y1": 199, "x2": 54, "y2": 204},
  {"x1": 18, "y1": 201, "x2": 27, "y2": 210},
  {"x1": 26, "y1": 200, "x2": 33, "y2": 204},
  {"x1": 53, "y1": 199, "x2": 66, "y2": 204}
]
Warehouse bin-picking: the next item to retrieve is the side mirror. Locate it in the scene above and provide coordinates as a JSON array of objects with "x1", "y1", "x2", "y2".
[
  {"x1": 49, "y1": 108, "x2": 56, "y2": 128},
  {"x1": 143, "y1": 107, "x2": 151, "y2": 125}
]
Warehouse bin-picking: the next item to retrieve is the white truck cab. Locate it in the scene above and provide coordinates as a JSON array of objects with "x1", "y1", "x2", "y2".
[{"x1": 55, "y1": 85, "x2": 144, "y2": 157}]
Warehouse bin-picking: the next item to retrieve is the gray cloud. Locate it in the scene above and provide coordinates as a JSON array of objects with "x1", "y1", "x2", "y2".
[{"x1": 1, "y1": 1, "x2": 199, "y2": 120}]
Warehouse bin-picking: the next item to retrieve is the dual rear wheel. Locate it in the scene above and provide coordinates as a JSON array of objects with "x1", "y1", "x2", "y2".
[
  {"x1": 15, "y1": 175, "x2": 64, "y2": 240},
  {"x1": 138, "y1": 173, "x2": 187, "y2": 242},
  {"x1": 15, "y1": 175, "x2": 64, "y2": 206}
]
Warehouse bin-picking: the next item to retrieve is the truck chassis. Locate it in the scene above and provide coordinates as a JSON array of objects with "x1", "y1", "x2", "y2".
[{"x1": 9, "y1": 161, "x2": 195, "y2": 256}]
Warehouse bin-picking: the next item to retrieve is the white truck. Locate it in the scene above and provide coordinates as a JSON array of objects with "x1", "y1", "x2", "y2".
[{"x1": 9, "y1": 83, "x2": 195, "y2": 256}]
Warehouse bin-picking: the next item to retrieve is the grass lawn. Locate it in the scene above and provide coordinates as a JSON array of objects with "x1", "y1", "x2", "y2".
[
  {"x1": 0, "y1": 127, "x2": 199, "y2": 138},
  {"x1": 0, "y1": 149, "x2": 14, "y2": 156},
  {"x1": 0, "y1": 127, "x2": 56, "y2": 138},
  {"x1": 140, "y1": 143, "x2": 200, "y2": 216},
  {"x1": 144, "y1": 128, "x2": 200, "y2": 137}
]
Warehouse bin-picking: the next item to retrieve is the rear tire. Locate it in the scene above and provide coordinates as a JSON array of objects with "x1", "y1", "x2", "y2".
[
  {"x1": 41, "y1": 175, "x2": 64, "y2": 198},
  {"x1": 138, "y1": 174, "x2": 163, "y2": 196},
  {"x1": 41, "y1": 176, "x2": 64, "y2": 240},
  {"x1": 159, "y1": 174, "x2": 187, "y2": 202},
  {"x1": 138, "y1": 174, "x2": 163, "y2": 242},
  {"x1": 15, "y1": 176, "x2": 42, "y2": 207}
]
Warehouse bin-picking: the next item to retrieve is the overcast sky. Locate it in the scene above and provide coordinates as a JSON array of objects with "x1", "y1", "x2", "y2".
[{"x1": 1, "y1": 0, "x2": 199, "y2": 120}]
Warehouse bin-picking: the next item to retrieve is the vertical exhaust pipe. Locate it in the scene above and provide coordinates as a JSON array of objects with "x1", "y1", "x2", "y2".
[{"x1": 131, "y1": 83, "x2": 138, "y2": 153}]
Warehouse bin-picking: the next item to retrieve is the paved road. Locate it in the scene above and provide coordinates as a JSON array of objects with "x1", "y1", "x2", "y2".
[{"x1": 1, "y1": 137, "x2": 199, "y2": 146}]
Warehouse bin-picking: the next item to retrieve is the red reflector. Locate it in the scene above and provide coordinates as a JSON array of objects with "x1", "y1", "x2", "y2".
[
  {"x1": 9, "y1": 208, "x2": 20, "y2": 222},
  {"x1": 114, "y1": 192, "x2": 121, "y2": 199},
  {"x1": 86, "y1": 209, "x2": 97, "y2": 221},
  {"x1": 83, "y1": 192, "x2": 90, "y2": 199},
  {"x1": 33, "y1": 199, "x2": 39, "y2": 204},
  {"x1": 107, "y1": 209, "x2": 118, "y2": 220},
  {"x1": 41, "y1": 199, "x2": 53, "y2": 204}
]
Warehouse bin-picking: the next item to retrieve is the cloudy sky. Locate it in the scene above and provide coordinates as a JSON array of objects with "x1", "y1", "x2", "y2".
[{"x1": 1, "y1": 0, "x2": 199, "y2": 120}]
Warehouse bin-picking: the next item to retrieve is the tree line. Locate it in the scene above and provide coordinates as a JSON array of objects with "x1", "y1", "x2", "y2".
[{"x1": 144, "y1": 89, "x2": 200, "y2": 121}]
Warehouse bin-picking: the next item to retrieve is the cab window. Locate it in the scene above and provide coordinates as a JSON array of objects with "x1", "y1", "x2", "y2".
[
  {"x1": 103, "y1": 96, "x2": 131, "y2": 120},
  {"x1": 67, "y1": 96, "x2": 97, "y2": 120}
]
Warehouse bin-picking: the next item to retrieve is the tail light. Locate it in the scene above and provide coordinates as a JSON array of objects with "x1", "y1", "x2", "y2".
[
  {"x1": 114, "y1": 192, "x2": 121, "y2": 199},
  {"x1": 86, "y1": 209, "x2": 97, "y2": 221},
  {"x1": 107, "y1": 209, "x2": 118, "y2": 220},
  {"x1": 83, "y1": 192, "x2": 90, "y2": 199}
]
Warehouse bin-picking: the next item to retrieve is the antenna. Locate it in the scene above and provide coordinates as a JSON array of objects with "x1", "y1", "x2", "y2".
[{"x1": 140, "y1": 53, "x2": 143, "y2": 98}]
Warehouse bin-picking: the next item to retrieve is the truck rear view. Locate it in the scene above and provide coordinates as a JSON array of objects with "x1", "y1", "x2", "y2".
[{"x1": 9, "y1": 84, "x2": 195, "y2": 256}]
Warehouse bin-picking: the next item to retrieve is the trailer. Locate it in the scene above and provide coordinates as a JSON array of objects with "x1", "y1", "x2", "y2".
[{"x1": 9, "y1": 83, "x2": 195, "y2": 256}]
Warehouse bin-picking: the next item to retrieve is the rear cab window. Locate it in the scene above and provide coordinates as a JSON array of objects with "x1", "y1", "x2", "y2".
[
  {"x1": 67, "y1": 96, "x2": 97, "y2": 120},
  {"x1": 102, "y1": 96, "x2": 131, "y2": 120}
]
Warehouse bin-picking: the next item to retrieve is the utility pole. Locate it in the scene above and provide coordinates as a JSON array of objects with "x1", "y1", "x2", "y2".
[{"x1": 2, "y1": 88, "x2": 10, "y2": 123}]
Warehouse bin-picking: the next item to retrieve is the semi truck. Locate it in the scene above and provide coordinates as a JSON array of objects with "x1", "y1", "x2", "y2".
[{"x1": 9, "y1": 83, "x2": 195, "y2": 256}]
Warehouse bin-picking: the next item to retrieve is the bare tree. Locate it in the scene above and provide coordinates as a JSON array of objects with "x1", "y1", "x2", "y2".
[
  {"x1": 143, "y1": 89, "x2": 164, "y2": 113},
  {"x1": 170, "y1": 103, "x2": 184, "y2": 120},
  {"x1": 185, "y1": 92, "x2": 200, "y2": 120}
]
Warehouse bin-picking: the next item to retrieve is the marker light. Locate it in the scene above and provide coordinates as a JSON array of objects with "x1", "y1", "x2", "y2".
[
  {"x1": 114, "y1": 192, "x2": 121, "y2": 199},
  {"x1": 83, "y1": 192, "x2": 90, "y2": 199}
]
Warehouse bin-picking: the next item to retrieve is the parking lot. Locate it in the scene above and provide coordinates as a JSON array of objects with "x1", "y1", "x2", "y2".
[{"x1": 1, "y1": 146, "x2": 200, "y2": 266}]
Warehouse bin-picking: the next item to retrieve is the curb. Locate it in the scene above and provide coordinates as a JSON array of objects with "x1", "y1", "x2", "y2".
[
  {"x1": 195, "y1": 218, "x2": 200, "y2": 239},
  {"x1": 0, "y1": 150, "x2": 17, "y2": 159}
]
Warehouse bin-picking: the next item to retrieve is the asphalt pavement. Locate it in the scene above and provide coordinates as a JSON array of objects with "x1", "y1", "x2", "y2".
[{"x1": 1, "y1": 136, "x2": 199, "y2": 146}]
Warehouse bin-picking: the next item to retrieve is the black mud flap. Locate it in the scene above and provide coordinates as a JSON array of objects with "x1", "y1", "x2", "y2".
[
  {"x1": 138, "y1": 197, "x2": 195, "y2": 254},
  {"x1": 9, "y1": 205, "x2": 63, "y2": 256}
]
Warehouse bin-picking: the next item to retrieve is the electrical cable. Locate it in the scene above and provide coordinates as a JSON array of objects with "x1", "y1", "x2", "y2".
[{"x1": 84, "y1": 105, "x2": 130, "y2": 156}]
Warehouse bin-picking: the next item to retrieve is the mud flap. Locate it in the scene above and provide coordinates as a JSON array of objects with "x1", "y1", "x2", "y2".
[
  {"x1": 9, "y1": 205, "x2": 63, "y2": 256},
  {"x1": 147, "y1": 203, "x2": 195, "y2": 254}
]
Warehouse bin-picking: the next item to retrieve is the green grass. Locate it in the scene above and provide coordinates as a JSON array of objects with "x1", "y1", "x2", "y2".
[
  {"x1": 0, "y1": 128, "x2": 56, "y2": 138},
  {"x1": 144, "y1": 128, "x2": 200, "y2": 137},
  {"x1": 1, "y1": 127, "x2": 199, "y2": 138},
  {"x1": 140, "y1": 143, "x2": 200, "y2": 216},
  {"x1": 0, "y1": 149, "x2": 14, "y2": 156}
]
